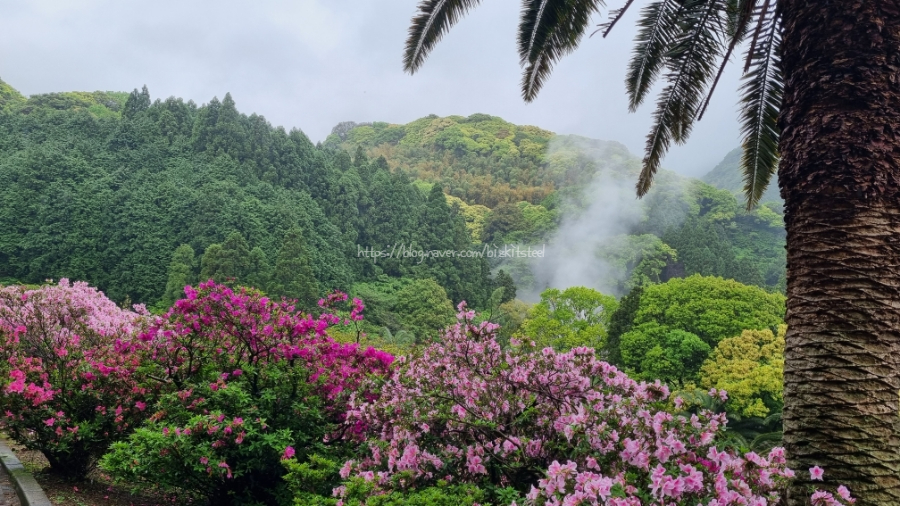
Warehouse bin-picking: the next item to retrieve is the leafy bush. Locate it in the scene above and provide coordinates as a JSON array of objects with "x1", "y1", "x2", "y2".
[
  {"x1": 100, "y1": 281, "x2": 393, "y2": 505},
  {"x1": 337, "y1": 304, "x2": 851, "y2": 505},
  {"x1": 700, "y1": 326, "x2": 786, "y2": 418},
  {"x1": 521, "y1": 287, "x2": 617, "y2": 351},
  {"x1": 0, "y1": 280, "x2": 151, "y2": 478},
  {"x1": 616, "y1": 275, "x2": 785, "y2": 384}
]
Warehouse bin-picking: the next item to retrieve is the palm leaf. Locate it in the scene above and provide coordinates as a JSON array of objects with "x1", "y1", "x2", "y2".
[
  {"x1": 737, "y1": 2, "x2": 781, "y2": 208},
  {"x1": 625, "y1": 0, "x2": 682, "y2": 112},
  {"x1": 695, "y1": 0, "x2": 757, "y2": 121},
  {"x1": 595, "y1": 0, "x2": 637, "y2": 38},
  {"x1": 517, "y1": 0, "x2": 603, "y2": 101},
  {"x1": 403, "y1": 0, "x2": 485, "y2": 74},
  {"x1": 637, "y1": 0, "x2": 731, "y2": 196}
]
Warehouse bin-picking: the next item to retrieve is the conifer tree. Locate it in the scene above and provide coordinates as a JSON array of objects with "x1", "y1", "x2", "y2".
[
  {"x1": 604, "y1": 285, "x2": 644, "y2": 367},
  {"x1": 244, "y1": 246, "x2": 271, "y2": 292},
  {"x1": 270, "y1": 227, "x2": 319, "y2": 307},
  {"x1": 199, "y1": 232, "x2": 251, "y2": 285},
  {"x1": 495, "y1": 269, "x2": 516, "y2": 304},
  {"x1": 123, "y1": 85, "x2": 151, "y2": 119},
  {"x1": 219, "y1": 231, "x2": 251, "y2": 281},
  {"x1": 158, "y1": 244, "x2": 196, "y2": 308}
]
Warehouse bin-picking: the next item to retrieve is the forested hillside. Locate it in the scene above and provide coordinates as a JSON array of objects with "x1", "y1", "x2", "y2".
[
  {"x1": 324, "y1": 115, "x2": 637, "y2": 207},
  {"x1": 0, "y1": 81, "x2": 491, "y2": 311},
  {"x1": 702, "y1": 147, "x2": 783, "y2": 205},
  {"x1": 332, "y1": 117, "x2": 787, "y2": 296}
]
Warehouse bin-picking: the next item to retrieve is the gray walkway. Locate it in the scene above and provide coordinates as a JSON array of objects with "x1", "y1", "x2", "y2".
[{"x1": 0, "y1": 463, "x2": 20, "y2": 506}]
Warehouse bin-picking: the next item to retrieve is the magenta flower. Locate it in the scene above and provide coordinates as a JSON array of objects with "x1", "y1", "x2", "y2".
[{"x1": 282, "y1": 446, "x2": 296, "y2": 460}]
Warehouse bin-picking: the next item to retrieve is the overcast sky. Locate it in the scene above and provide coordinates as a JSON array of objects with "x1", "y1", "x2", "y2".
[{"x1": 0, "y1": 0, "x2": 745, "y2": 176}]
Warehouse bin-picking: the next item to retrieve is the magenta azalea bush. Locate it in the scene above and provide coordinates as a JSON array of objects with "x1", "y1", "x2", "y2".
[
  {"x1": 337, "y1": 304, "x2": 854, "y2": 506},
  {"x1": 99, "y1": 281, "x2": 393, "y2": 505},
  {"x1": 0, "y1": 280, "x2": 152, "y2": 477}
]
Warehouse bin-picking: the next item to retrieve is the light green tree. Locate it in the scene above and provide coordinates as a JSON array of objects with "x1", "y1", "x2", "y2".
[
  {"x1": 700, "y1": 326, "x2": 786, "y2": 418},
  {"x1": 521, "y1": 286, "x2": 617, "y2": 351},
  {"x1": 394, "y1": 278, "x2": 455, "y2": 343}
]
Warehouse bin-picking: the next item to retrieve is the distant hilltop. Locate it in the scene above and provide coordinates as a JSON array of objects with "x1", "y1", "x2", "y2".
[{"x1": 701, "y1": 147, "x2": 783, "y2": 206}]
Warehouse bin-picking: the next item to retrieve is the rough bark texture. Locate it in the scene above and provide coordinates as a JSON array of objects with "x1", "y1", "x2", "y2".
[{"x1": 778, "y1": 1, "x2": 900, "y2": 504}]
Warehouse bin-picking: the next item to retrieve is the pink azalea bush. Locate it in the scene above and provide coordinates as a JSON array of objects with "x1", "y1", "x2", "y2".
[
  {"x1": 0, "y1": 280, "x2": 152, "y2": 478},
  {"x1": 99, "y1": 281, "x2": 393, "y2": 505},
  {"x1": 337, "y1": 303, "x2": 854, "y2": 506}
]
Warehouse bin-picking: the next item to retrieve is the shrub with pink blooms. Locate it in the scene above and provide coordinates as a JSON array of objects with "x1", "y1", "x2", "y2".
[
  {"x1": 0, "y1": 280, "x2": 152, "y2": 478},
  {"x1": 99, "y1": 281, "x2": 393, "y2": 505},
  {"x1": 336, "y1": 303, "x2": 855, "y2": 506}
]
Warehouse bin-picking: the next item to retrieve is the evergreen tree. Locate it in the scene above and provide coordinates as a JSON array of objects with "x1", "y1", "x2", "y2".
[
  {"x1": 199, "y1": 243, "x2": 225, "y2": 282},
  {"x1": 219, "y1": 231, "x2": 251, "y2": 282},
  {"x1": 158, "y1": 244, "x2": 196, "y2": 309},
  {"x1": 495, "y1": 269, "x2": 516, "y2": 304},
  {"x1": 123, "y1": 85, "x2": 151, "y2": 119},
  {"x1": 270, "y1": 227, "x2": 319, "y2": 307},
  {"x1": 604, "y1": 285, "x2": 644, "y2": 367},
  {"x1": 244, "y1": 246, "x2": 271, "y2": 291}
]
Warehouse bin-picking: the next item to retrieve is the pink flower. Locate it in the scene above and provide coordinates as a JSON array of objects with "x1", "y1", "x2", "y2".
[
  {"x1": 44, "y1": 417, "x2": 55, "y2": 426},
  {"x1": 282, "y1": 446, "x2": 296, "y2": 460},
  {"x1": 837, "y1": 485, "x2": 854, "y2": 503},
  {"x1": 810, "y1": 466, "x2": 824, "y2": 481},
  {"x1": 135, "y1": 401, "x2": 146, "y2": 411}
]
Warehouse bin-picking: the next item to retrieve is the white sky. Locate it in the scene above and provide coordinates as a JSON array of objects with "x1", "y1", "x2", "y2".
[{"x1": 0, "y1": 0, "x2": 745, "y2": 176}]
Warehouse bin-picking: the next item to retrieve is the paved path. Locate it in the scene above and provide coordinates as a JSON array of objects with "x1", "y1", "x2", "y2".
[{"x1": 0, "y1": 463, "x2": 21, "y2": 506}]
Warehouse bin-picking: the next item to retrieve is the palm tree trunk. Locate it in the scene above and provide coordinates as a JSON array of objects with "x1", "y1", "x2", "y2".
[{"x1": 778, "y1": 1, "x2": 900, "y2": 504}]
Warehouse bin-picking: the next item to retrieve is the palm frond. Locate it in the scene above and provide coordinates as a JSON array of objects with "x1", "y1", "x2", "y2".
[
  {"x1": 518, "y1": 0, "x2": 603, "y2": 101},
  {"x1": 594, "y1": 0, "x2": 637, "y2": 38},
  {"x1": 625, "y1": 0, "x2": 682, "y2": 112},
  {"x1": 403, "y1": 0, "x2": 485, "y2": 74},
  {"x1": 637, "y1": 0, "x2": 731, "y2": 196},
  {"x1": 743, "y1": 0, "x2": 771, "y2": 73},
  {"x1": 695, "y1": 0, "x2": 757, "y2": 121},
  {"x1": 738, "y1": 3, "x2": 781, "y2": 208}
]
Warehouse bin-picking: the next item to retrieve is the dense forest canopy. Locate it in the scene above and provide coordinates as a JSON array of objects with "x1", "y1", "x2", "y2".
[{"x1": 0, "y1": 81, "x2": 490, "y2": 309}]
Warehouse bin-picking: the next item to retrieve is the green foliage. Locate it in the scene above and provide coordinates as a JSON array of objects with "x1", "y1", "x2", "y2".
[
  {"x1": 604, "y1": 284, "x2": 644, "y2": 367},
  {"x1": 282, "y1": 454, "x2": 341, "y2": 506},
  {"x1": 393, "y1": 278, "x2": 456, "y2": 343},
  {"x1": 101, "y1": 378, "x2": 319, "y2": 505},
  {"x1": 617, "y1": 275, "x2": 785, "y2": 384},
  {"x1": 494, "y1": 269, "x2": 516, "y2": 304},
  {"x1": 338, "y1": 479, "x2": 492, "y2": 506},
  {"x1": 245, "y1": 246, "x2": 272, "y2": 293},
  {"x1": 0, "y1": 78, "x2": 25, "y2": 112},
  {"x1": 658, "y1": 181, "x2": 786, "y2": 292},
  {"x1": 620, "y1": 323, "x2": 711, "y2": 384},
  {"x1": 596, "y1": 234, "x2": 677, "y2": 292},
  {"x1": 521, "y1": 286, "x2": 618, "y2": 350},
  {"x1": 700, "y1": 326, "x2": 786, "y2": 418},
  {"x1": 328, "y1": 115, "x2": 633, "y2": 208},
  {"x1": 481, "y1": 203, "x2": 526, "y2": 244},
  {"x1": 158, "y1": 243, "x2": 196, "y2": 309},
  {"x1": 702, "y1": 147, "x2": 782, "y2": 205},
  {"x1": 269, "y1": 227, "x2": 319, "y2": 307},
  {"x1": 0, "y1": 88, "x2": 493, "y2": 309}
]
